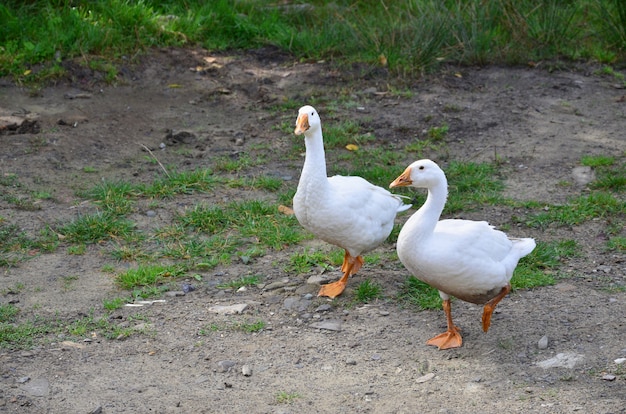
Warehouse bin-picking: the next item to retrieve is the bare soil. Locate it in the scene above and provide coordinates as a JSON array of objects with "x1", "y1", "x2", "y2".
[{"x1": 0, "y1": 47, "x2": 625, "y2": 414}]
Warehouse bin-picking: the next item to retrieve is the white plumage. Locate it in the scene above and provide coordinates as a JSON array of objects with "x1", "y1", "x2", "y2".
[
  {"x1": 390, "y1": 159, "x2": 535, "y2": 349},
  {"x1": 293, "y1": 105, "x2": 410, "y2": 298}
]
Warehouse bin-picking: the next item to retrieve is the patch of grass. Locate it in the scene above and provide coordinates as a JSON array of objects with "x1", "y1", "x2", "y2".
[
  {"x1": 232, "y1": 320, "x2": 266, "y2": 333},
  {"x1": 607, "y1": 236, "x2": 626, "y2": 251},
  {"x1": 0, "y1": 303, "x2": 19, "y2": 323},
  {"x1": 0, "y1": 320, "x2": 52, "y2": 350},
  {"x1": 354, "y1": 279, "x2": 383, "y2": 303},
  {"x1": 139, "y1": 169, "x2": 218, "y2": 198},
  {"x1": 581, "y1": 155, "x2": 615, "y2": 167},
  {"x1": 103, "y1": 297, "x2": 126, "y2": 311},
  {"x1": 287, "y1": 249, "x2": 332, "y2": 273},
  {"x1": 2, "y1": 0, "x2": 626, "y2": 82},
  {"x1": 323, "y1": 119, "x2": 374, "y2": 149},
  {"x1": 0, "y1": 223, "x2": 58, "y2": 267},
  {"x1": 81, "y1": 180, "x2": 136, "y2": 215},
  {"x1": 524, "y1": 192, "x2": 625, "y2": 229},
  {"x1": 59, "y1": 212, "x2": 136, "y2": 244},
  {"x1": 275, "y1": 391, "x2": 301, "y2": 404},
  {"x1": 67, "y1": 244, "x2": 86, "y2": 255},
  {"x1": 398, "y1": 276, "x2": 441, "y2": 310},
  {"x1": 217, "y1": 275, "x2": 260, "y2": 290},
  {"x1": 426, "y1": 125, "x2": 449, "y2": 141},
  {"x1": 512, "y1": 240, "x2": 580, "y2": 289},
  {"x1": 199, "y1": 319, "x2": 266, "y2": 334},
  {"x1": 64, "y1": 311, "x2": 142, "y2": 340},
  {"x1": 116, "y1": 264, "x2": 186, "y2": 290},
  {"x1": 178, "y1": 200, "x2": 305, "y2": 250}
]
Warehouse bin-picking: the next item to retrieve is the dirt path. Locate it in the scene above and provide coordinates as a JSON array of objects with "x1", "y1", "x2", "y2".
[{"x1": 1, "y1": 48, "x2": 624, "y2": 413}]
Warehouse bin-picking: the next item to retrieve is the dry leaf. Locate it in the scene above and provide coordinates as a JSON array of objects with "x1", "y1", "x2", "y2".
[
  {"x1": 378, "y1": 54, "x2": 388, "y2": 67},
  {"x1": 345, "y1": 144, "x2": 359, "y2": 151},
  {"x1": 168, "y1": 84, "x2": 182, "y2": 89},
  {"x1": 278, "y1": 205, "x2": 294, "y2": 215},
  {"x1": 454, "y1": 72, "x2": 462, "y2": 78}
]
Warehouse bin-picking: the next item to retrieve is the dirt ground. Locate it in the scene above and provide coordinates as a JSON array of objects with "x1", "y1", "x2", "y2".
[{"x1": 0, "y1": 47, "x2": 625, "y2": 413}]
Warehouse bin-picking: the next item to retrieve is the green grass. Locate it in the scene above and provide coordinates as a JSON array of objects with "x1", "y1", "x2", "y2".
[
  {"x1": 275, "y1": 391, "x2": 301, "y2": 404},
  {"x1": 199, "y1": 319, "x2": 266, "y2": 334},
  {"x1": 59, "y1": 212, "x2": 137, "y2": 244},
  {"x1": 512, "y1": 240, "x2": 579, "y2": 289},
  {"x1": 2, "y1": 1, "x2": 625, "y2": 82},
  {"x1": 0, "y1": 223, "x2": 58, "y2": 267},
  {"x1": 116, "y1": 264, "x2": 187, "y2": 290},
  {"x1": 217, "y1": 275, "x2": 261, "y2": 290},
  {"x1": 398, "y1": 277, "x2": 441, "y2": 310},
  {"x1": 178, "y1": 200, "x2": 305, "y2": 249},
  {"x1": 354, "y1": 279, "x2": 383, "y2": 303},
  {"x1": 0, "y1": 303, "x2": 19, "y2": 323},
  {"x1": 523, "y1": 192, "x2": 625, "y2": 229}
]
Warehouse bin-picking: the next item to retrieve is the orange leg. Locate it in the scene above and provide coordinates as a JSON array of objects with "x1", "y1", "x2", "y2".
[
  {"x1": 318, "y1": 251, "x2": 363, "y2": 298},
  {"x1": 426, "y1": 299, "x2": 463, "y2": 350},
  {"x1": 481, "y1": 284, "x2": 511, "y2": 332}
]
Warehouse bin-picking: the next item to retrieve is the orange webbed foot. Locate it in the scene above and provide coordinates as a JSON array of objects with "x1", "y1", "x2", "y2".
[
  {"x1": 317, "y1": 280, "x2": 347, "y2": 298},
  {"x1": 426, "y1": 326, "x2": 463, "y2": 350}
]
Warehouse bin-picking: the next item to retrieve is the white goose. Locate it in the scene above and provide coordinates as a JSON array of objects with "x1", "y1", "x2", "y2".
[
  {"x1": 390, "y1": 159, "x2": 536, "y2": 349},
  {"x1": 293, "y1": 105, "x2": 410, "y2": 298}
]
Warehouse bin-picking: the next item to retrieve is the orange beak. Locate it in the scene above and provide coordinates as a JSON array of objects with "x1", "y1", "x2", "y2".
[
  {"x1": 294, "y1": 113, "x2": 310, "y2": 135},
  {"x1": 389, "y1": 167, "x2": 412, "y2": 188}
]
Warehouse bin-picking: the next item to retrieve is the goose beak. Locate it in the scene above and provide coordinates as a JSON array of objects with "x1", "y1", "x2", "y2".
[
  {"x1": 294, "y1": 113, "x2": 310, "y2": 135},
  {"x1": 390, "y1": 167, "x2": 412, "y2": 188}
]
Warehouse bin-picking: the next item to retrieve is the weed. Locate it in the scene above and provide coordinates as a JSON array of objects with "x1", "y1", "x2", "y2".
[
  {"x1": 276, "y1": 391, "x2": 301, "y2": 404},
  {"x1": 217, "y1": 275, "x2": 261, "y2": 290},
  {"x1": 354, "y1": 280, "x2": 383, "y2": 303},
  {"x1": 103, "y1": 297, "x2": 126, "y2": 311},
  {"x1": 0, "y1": 304, "x2": 19, "y2": 323},
  {"x1": 398, "y1": 276, "x2": 441, "y2": 310},
  {"x1": 116, "y1": 264, "x2": 186, "y2": 290},
  {"x1": 59, "y1": 212, "x2": 136, "y2": 244}
]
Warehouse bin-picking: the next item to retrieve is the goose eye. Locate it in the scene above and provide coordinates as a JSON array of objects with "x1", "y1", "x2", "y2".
[{"x1": 419, "y1": 166, "x2": 425, "y2": 170}]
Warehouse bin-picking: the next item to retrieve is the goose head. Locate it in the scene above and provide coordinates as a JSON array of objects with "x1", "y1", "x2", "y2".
[
  {"x1": 389, "y1": 159, "x2": 445, "y2": 189},
  {"x1": 294, "y1": 105, "x2": 321, "y2": 136}
]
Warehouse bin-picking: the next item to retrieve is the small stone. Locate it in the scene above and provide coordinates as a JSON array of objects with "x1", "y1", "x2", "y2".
[
  {"x1": 416, "y1": 373, "x2": 435, "y2": 383},
  {"x1": 310, "y1": 320, "x2": 342, "y2": 331},
  {"x1": 315, "y1": 304, "x2": 332, "y2": 312},
  {"x1": 17, "y1": 377, "x2": 30, "y2": 384},
  {"x1": 614, "y1": 358, "x2": 626, "y2": 364},
  {"x1": 241, "y1": 365, "x2": 252, "y2": 376},
  {"x1": 596, "y1": 265, "x2": 611, "y2": 274},
  {"x1": 371, "y1": 354, "x2": 382, "y2": 361},
  {"x1": 182, "y1": 283, "x2": 195, "y2": 293},
  {"x1": 208, "y1": 304, "x2": 248, "y2": 315},
  {"x1": 159, "y1": 142, "x2": 166, "y2": 149},
  {"x1": 378, "y1": 310, "x2": 390, "y2": 316},
  {"x1": 602, "y1": 374, "x2": 616, "y2": 381},
  {"x1": 538, "y1": 335, "x2": 549, "y2": 349},
  {"x1": 303, "y1": 293, "x2": 314, "y2": 300},
  {"x1": 307, "y1": 274, "x2": 330, "y2": 285},
  {"x1": 217, "y1": 360, "x2": 236, "y2": 373},
  {"x1": 346, "y1": 358, "x2": 357, "y2": 365},
  {"x1": 146, "y1": 210, "x2": 157, "y2": 217}
]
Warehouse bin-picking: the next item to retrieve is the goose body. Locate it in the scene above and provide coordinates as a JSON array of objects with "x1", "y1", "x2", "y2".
[
  {"x1": 390, "y1": 159, "x2": 535, "y2": 349},
  {"x1": 293, "y1": 105, "x2": 410, "y2": 298}
]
